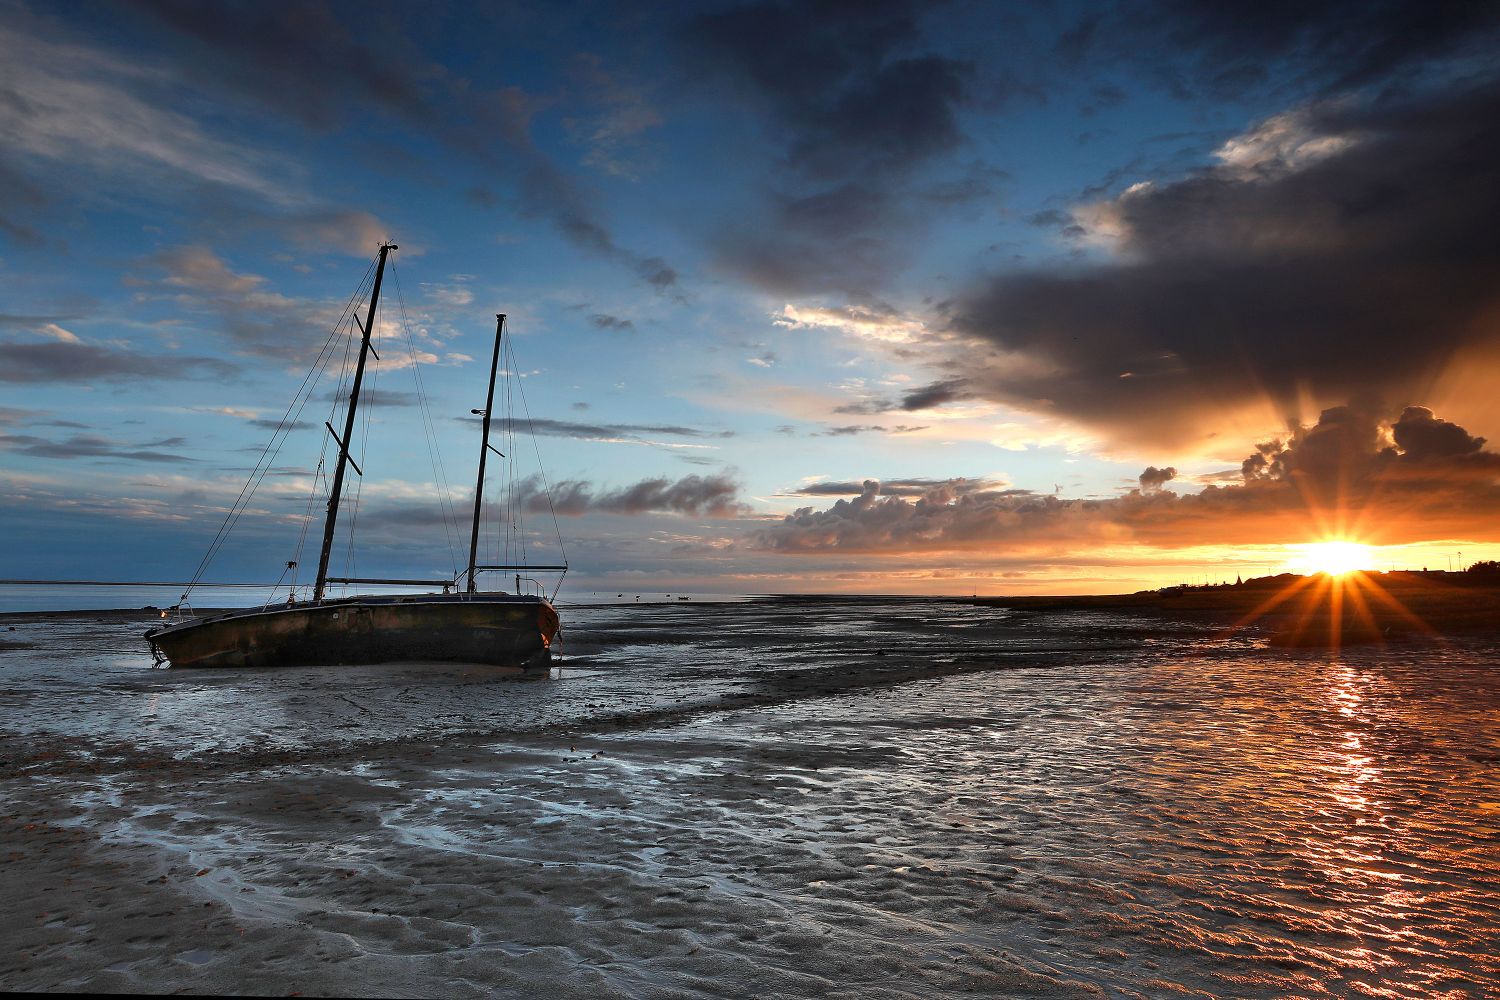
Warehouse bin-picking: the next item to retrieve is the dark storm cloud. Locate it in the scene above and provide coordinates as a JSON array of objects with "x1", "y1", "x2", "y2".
[
  {"x1": 947, "y1": 77, "x2": 1500, "y2": 449},
  {"x1": 755, "y1": 405, "x2": 1500, "y2": 553},
  {"x1": 122, "y1": 0, "x2": 428, "y2": 127},
  {"x1": 1243, "y1": 404, "x2": 1494, "y2": 487},
  {"x1": 0, "y1": 432, "x2": 197, "y2": 464},
  {"x1": 1389, "y1": 405, "x2": 1485, "y2": 459},
  {"x1": 532, "y1": 473, "x2": 748, "y2": 519},
  {"x1": 0, "y1": 341, "x2": 233, "y2": 384},
  {"x1": 684, "y1": 0, "x2": 969, "y2": 179},
  {"x1": 681, "y1": 0, "x2": 985, "y2": 297}
]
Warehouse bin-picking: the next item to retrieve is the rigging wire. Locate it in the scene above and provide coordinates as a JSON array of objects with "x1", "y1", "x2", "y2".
[
  {"x1": 339, "y1": 349, "x2": 378, "y2": 591},
  {"x1": 501, "y1": 332, "x2": 515, "y2": 567},
  {"x1": 320, "y1": 301, "x2": 362, "y2": 598},
  {"x1": 178, "y1": 258, "x2": 376, "y2": 604},
  {"x1": 287, "y1": 454, "x2": 327, "y2": 600},
  {"x1": 389, "y1": 262, "x2": 462, "y2": 576},
  {"x1": 509, "y1": 326, "x2": 570, "y2": 574},
  {"x1": 505, "y1": 334, "x2": 529, "y2": 570},
  {"x1": 177, "y1": 254, "x2": 570, "y2": 609}
]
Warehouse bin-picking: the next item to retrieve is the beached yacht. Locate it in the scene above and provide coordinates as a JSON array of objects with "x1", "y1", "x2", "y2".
[{"x1": 146, "y1": 243, "x2": 565, "y2": 669}]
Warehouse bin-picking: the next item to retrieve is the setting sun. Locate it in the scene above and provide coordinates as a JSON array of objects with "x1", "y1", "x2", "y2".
[{"x1": 1289, "y1": 541, "x2": 1376, "y2": 577}]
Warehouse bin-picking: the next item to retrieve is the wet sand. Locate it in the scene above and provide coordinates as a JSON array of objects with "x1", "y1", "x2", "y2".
[{"x1": 2, "y1": 599, "x2": 1498, "y2": 997}]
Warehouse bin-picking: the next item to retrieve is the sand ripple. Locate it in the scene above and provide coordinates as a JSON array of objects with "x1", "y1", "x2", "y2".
[{"x1": 0, "y1": 599, "x2": 1496, "y2": 996}]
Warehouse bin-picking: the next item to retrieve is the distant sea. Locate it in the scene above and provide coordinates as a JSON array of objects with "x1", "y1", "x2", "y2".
[{"x1": 0, "y1": 583, "x2": 747, "y2": 613}]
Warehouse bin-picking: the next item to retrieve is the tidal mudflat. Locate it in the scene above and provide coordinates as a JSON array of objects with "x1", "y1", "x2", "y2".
[{"x1": 2, "y1": 598, "x2": 1497, "y2": 997}]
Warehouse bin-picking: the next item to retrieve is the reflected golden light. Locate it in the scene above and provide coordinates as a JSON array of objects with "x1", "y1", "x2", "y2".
[{"x1": 1289, "y1": 541, "x2": 1376, "y2": 578}]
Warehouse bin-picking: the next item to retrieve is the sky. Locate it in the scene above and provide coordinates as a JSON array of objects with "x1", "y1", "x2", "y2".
[{"x1": 3, "y1": 0, "x2": 1500, "y2": 596}]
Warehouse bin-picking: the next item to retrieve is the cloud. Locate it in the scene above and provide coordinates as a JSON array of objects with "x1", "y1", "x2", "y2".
[
  {"x1": 754, "y1": 404, "x2": 1500, "y2": 554},
  {"x1": 527, "y1": 473, "x2": 749, "y2": 518},
  {"x1": 1068, "y1": 1, "x2": 1500, "y2": 100},
  {"x1": 151, "y1": 246, "x2": 264, "y2": 295},
  {"x1": 475, "y1": 417, "x2": 733, "y2": 445},
  {"x1": 0, "y1": 341, "x2": 233, "y2": 384},
  {"x1": 322, "y1": 388, "x2": 420, "y2": 408},
  {"x1": 946, "y1": 78, "x2": 1500, "y2": 450},
  {"x1": 131, "y1": 246, "x2": 338, "y2": 359},
  {"x1": 814, "y1": 424, "x2": 930, "y2": 437},
  {"x1": 1390, "y1": 405, "x2": 1485, "y2": 458},
  {"x1": 33, "y1": 323, "x2": 80, "y2": 343},
  {"x1": 899, "y1": 378, "x2": 972, "y2": 411},
  {"x1": 275, "y1": 209, "x2": 399, "y2": 258},
  {"x1": 138, "y1": 246, "x2": 446, "y2": 363},
  {"x1": 0, "y1": 156, "x2": 50, "y2": 246},
  {"x1": 0, "y1": 14, "x2": 295, "y2": 204},
  {"x1": 0, "y1": 432, "x2": 197, "y2": 464},
  {"x1": 682, "y1": 1, "x2": 986, "y2": 297},
  {"x1": 1138, "y1": 466, "x2": 1176, "y2": 491},
  {"x1": 774, "y1": 303, "x2": 927, "y2": 344},
  {"x1": 248, "y1": 418, "x2": 314, "y2": 433},
  {"x1": 590, "y1": 313, "x2": 635, "y2": 331},
  {"x1": 0, "y1": 407, "x2": 42, "y2": 425},
  {"x1": 44, "y1": 2, "x2": 678, "y2": 289},
  {"x1": 831, "y1": 377, "x2": 972, "y2": 416},
  {"x1": 565, "y1": 52, "x2": 663, "y2": 180},
  {"x1": 793, "y1": 477, "x2": 1009, "y2": 498},
  {"x1": 684, "y1": 1, "x2": 969, "y2": 181}
]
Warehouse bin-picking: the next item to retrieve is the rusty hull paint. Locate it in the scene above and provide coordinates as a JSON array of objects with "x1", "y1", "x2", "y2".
[{"x1": 146, "y1": 595, "x2": 560, "y2": 669}]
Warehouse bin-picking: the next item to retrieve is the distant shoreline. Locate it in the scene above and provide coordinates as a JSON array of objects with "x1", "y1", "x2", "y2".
[
  {"x1": 969, "y1": 573, "x2": 1500, "y2": 647},
  {"x1": 5, "y1": 579, "x2": 1500, "y2": 650}
]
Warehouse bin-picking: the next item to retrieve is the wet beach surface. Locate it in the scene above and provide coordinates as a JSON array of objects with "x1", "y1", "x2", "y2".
[{"x1": 1, "y1": 598, "x2": 1498, "y2": 997}]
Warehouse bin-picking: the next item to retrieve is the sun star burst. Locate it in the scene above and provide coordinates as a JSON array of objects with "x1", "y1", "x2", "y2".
[{"x1": 1291, "y1": 540, "x2": 1375, "y2": 577}]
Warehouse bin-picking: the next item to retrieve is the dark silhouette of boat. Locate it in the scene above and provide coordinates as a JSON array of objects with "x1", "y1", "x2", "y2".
[{"x1": 146, "y1": 243, "x2": 565, "y2": 669}]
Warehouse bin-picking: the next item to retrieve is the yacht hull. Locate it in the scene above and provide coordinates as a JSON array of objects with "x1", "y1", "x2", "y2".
[{"x1": 145, "y1": 594, "x2": 559, "y2": 669}]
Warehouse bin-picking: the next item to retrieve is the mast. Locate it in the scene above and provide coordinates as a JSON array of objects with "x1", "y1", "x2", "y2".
[
  {"x1": 313, "y1": 242, "x2": 397, "y2": 602},
  {"x1": 466, "y1": 314, "x2": 505, "y2": 593}
]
